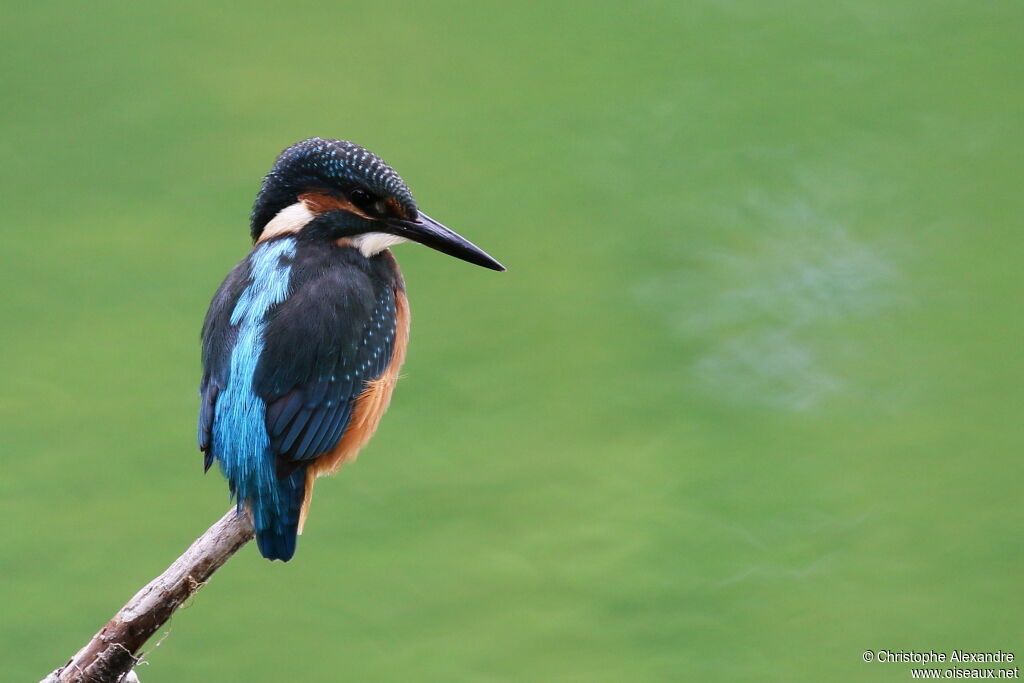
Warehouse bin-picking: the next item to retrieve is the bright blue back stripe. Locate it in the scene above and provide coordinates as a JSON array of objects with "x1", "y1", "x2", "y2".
[{"x1": 213, "y1": 238, "x2": 296, "y2": 515}]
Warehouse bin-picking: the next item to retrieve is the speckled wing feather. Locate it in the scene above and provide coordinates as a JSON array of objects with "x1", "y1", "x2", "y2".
[{"x1": 253, "y1": 244, "x2": 398, "y2": 478}]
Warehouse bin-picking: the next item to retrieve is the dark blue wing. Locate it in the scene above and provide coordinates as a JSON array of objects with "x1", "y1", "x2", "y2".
[{"x1": 253, "y1": 248, "x2": 399, "y2": 478}]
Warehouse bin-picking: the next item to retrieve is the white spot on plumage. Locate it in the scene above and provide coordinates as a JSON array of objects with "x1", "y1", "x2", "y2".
[{"x1": 258, "y1": 201, "x2": 315, "y2": 243}]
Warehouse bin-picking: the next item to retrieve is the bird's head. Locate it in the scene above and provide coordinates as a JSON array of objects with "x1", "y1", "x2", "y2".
[{"x1": 250, "y1": 138, "x2": 504, "y2": 271}]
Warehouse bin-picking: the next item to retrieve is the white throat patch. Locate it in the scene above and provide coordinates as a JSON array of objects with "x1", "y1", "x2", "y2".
[{"x1": 349, "y1": 232, "x2": 409, "y2": 257}]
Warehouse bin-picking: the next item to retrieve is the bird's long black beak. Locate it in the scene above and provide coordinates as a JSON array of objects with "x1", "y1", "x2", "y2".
[{"x1": 384, "y1": 212, "x2": 505, "y2": 271}]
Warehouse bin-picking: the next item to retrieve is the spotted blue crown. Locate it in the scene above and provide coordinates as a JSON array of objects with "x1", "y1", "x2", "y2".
[{"x1": 250, "y1": 138, "x2": 418, "y2": 240}]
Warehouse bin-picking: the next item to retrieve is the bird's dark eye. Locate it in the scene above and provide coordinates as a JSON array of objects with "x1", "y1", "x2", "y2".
[{"x1": 349, "y1": 189, "x2": 374, "y2": 210}]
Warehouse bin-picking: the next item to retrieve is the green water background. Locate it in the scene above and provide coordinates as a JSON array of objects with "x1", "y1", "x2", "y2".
[{"x1": 2, "y1": 2, "x2": 1021, "y2": 680}]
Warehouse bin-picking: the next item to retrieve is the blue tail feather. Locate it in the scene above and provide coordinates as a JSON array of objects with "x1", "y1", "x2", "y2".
[{"x1": 252, "y1": 466, "x2": 307, "y2": 562}]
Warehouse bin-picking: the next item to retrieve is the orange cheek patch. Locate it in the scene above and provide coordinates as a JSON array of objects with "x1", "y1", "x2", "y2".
[
  {"x1": 299, "y1": 192, "x2": 378, "y2": 221},
  {"x1": 384, "y1": 197, "x2": 414, "y2": 220}
]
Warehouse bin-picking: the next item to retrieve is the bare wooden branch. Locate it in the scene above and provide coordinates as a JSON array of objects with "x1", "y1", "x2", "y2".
[{"x1": 42, "y1": 508, "x2": 254, "y2": 683}]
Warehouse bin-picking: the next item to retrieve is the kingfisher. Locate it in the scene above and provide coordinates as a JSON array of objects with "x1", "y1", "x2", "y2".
[{"x1": 198, "y1": 138, "x2": 503, "y2": 561}]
